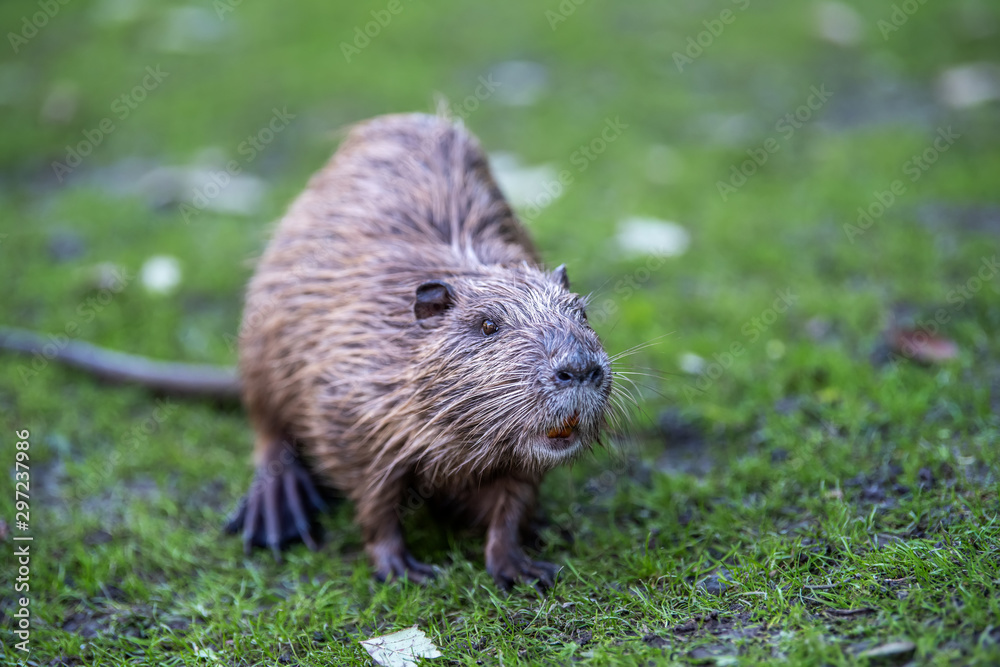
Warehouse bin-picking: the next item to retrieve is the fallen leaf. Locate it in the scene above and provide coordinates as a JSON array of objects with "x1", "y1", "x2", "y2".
[
  {"x1": 859, "y1": 640, "x2": 916, "y2": 663},
  {"x1": 489, "y1": 152, "x2": 560, "y2": 210},
  {"x1": 361, "y1": 626, "x2": 442, "y2": 667},
  {"x1": 191, "y1": 644, "x2": 221, "y2": 660},
  {"x1": 889, "y1": 328, "x2": 959, "y2": 364},
  {"x1": 678, "y1": 352, "x2": 706, "y2": 375},
  {"x1": 140, "y1": 255, "x2": 182, "y2": 295},
  {"x1": 937, "y1": 63, "x2": 1000, "y2": 109},
  {"x1": 616, "y1": 216, "x2": 690, "y2": 258},
  {"x1": 814, "y1": 1, "x2": 862, "y2": 47}
]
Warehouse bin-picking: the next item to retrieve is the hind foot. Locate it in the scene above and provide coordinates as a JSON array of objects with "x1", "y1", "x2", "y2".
[
  {"x1": 487, "y1": 548, "x2": 561, "y2": 591},
  {"x1": 368, "y1": 537, "x2": 437, "y2": 584},
  {"x1": 224, "y1": 441, "x2": 328, "y2": 560}
]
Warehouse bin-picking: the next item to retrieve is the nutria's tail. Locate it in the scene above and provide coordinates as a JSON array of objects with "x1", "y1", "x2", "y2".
[{"x1": 0, "y1": 326, "x2": 241, "y2": 398}]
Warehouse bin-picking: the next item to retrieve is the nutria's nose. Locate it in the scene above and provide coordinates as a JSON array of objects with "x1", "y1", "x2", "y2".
[{"x1": 553, "y1": 362, "x2": 604, "y2": 389}]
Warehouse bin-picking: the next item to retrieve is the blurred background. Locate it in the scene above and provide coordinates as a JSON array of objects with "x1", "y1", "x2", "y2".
[
  {"x1": 3, "y1": 0, "x2": 999, "y2": 399},
  {"x1": 1, "y1": 0, "x2": 998, "y2": 662},
  {"x1": 2, "y1": 0, "x2": 997, "y2": 416}
]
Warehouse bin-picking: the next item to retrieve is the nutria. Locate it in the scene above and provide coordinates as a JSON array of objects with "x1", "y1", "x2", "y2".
[
  {"x1": 228, "y1": 113, "x2": 612, "y2": 588},
  {"x1": 0, "y1": 112, "x2": 614, "y2": 588}
]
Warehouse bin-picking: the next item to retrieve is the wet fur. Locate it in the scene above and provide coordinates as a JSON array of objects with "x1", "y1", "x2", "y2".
[{"x1": 237, "y1": 113, "x2": 611, "y2": 586}]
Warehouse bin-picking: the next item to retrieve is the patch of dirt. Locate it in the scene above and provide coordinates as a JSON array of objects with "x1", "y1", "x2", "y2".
[
  {"x1": 189, "y1": 477, "x2": 231, "y2": 515},
  {"x1": 697, "y1": 567, "x2": 734, "y2": 596},
  {"x1": 840, "y1": 460, "x2": 971, "y2": 512},
  {"x1": 644, "y1": 612, "x2": 777, "y2": 662},
  {"x1": 655, "y1": 409, "x2": 715, "y2": 477},
  {"x1": 59, "y1": 586, "x2": 174, "y2": 647},
  {"x1": 62, "y1": 610, "x2": 111, "y2": 638},
  {"x1": 843, "y1": 462, "x2": 908, "y2": 507}
]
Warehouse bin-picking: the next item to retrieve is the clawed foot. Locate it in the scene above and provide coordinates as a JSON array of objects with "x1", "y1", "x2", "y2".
[
  {"x1": 368, "y1": 540, "x2": 437, "y2": 584},
  {"x1": 224, "y1": 443, "x2": 328, "y2": 560},
  {"x1": 487, "y1": 549, "x2": 562, "y2": 591}
]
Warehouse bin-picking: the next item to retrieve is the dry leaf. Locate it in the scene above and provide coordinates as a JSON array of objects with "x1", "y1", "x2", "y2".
[
  {"x1": 889, "y1": 328, "x2": 959, "y2": 364},
  {"x1": 361, "y1": 626, "x2": 442, "y2": 667},
  {"x1": 859, "y1": 640, "x2": 916, "y2": 661}
]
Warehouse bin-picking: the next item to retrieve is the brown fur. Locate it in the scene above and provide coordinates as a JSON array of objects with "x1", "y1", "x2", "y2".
[{"x1": 235, "y1": 113, "x2": 612, "y2": 587}]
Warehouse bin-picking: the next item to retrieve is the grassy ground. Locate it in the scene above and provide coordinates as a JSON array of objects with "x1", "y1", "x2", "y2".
[{"x1": 2, "y1": 1, "x2": 999, "y2": 665}]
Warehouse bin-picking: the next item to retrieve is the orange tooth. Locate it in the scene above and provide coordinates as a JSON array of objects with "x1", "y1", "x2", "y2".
[{"x1": 547, "y1": 413, "x2": 579, "y2": 438}]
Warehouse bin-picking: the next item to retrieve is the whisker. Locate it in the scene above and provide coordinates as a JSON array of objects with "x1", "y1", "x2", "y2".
[
  {"x1": 611, "y1": 383, "x2": 641, "y2": 409},
  {"x1": 608, "y1": 375, "x2": 664, "y2": 435},
  {"x1": 607, "y1": 392, "x2": 632, "y2": 418},
  {"x1": 624, "y1": 379, "x2": 672, "y2": 402},
  {"x1": 609, "y1": 333, "x2": 676, "y2": 362},
  {"x1": 585, "y1": 276, "x2": 615, "y2": 301},
  {"x1": 612, "y1": 366, "x2": 682, "y2": 381},
  {"x1": 611, "y1": 391, "x2": 640, "y2": 417}
]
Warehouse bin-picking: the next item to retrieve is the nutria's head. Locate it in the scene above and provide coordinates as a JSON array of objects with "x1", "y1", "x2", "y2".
[{"x1": 410, "y1": 263, "x2": 612, "y2": 472}]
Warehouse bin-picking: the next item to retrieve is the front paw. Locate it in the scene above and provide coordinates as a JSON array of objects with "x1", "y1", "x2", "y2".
[
  {"x1": 487, "y1": 549, "x2": 561, "y2": 591},
  {"x1": 224, "y1": 444, "x2": 327, "y2": 560}
]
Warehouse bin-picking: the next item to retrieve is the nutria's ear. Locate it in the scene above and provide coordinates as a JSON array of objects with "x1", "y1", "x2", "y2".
[
  {"x1": 551, "y1": 264, "x2": 570, "y2": 290},
  {"x1": 415, "y1": 281, "x2": 455, "y2": 320}
]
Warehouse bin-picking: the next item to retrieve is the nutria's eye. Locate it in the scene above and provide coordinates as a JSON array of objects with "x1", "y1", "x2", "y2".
[{"x1": 481, "y1": 319, "x2": 499, "y2": 336}]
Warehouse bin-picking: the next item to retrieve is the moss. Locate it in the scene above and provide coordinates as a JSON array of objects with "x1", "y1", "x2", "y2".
[{"x1": 1, "y1": 1, "x2": 998, "y2": 664}]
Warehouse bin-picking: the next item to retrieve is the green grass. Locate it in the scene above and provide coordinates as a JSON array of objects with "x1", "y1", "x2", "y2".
[{"x1": 2, "y1": 0, "x2": 999, "y2": 664}]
